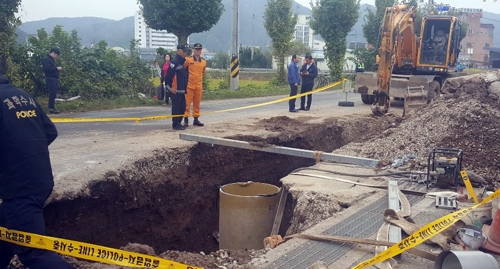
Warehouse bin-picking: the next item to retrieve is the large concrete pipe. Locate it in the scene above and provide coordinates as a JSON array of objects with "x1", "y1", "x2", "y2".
[
  {"x1": 219, "y1": 182, "x2": 280, "y2": 250},
  {"x1": 434, "y1": 251, "x2": 499, "y2": 269}
]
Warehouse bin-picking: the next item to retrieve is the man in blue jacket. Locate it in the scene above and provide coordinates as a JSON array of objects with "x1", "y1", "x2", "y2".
[
  {"x1": 0, "y1": 74, "x2": 73, "y2": 268},
  {"x1": 42, "y1": 48, "x2": 62, "y2": 114},
  {"x1": 299, "y1": 53, "x2": 318, "y2": 111},
  {"x1": 287, "y1": 54, "x2": 300, "y2": 112}
]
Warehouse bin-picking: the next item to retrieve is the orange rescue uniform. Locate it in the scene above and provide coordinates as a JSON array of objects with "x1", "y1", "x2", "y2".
[{"x1": 184, "y1": 55, "x2": 206, "y2": 118}]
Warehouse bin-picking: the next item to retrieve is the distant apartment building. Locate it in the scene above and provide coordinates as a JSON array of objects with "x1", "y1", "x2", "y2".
[
  {"x1": 455, "y1": 8, "x2": 495, "y2": 66},
  {"x1": 134, "y1": 11, "x2": 178, "y2": 50},
  {"x1": 294, "y1": 15, "x2": 314, "y2": 49}
]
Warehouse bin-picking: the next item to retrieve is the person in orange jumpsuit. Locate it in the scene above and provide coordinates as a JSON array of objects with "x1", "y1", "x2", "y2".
[{"x1": 183, "y1": 43, "x2": 207, "y2": 127}]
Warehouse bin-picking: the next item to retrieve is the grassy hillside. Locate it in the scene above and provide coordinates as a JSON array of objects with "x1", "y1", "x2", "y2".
[{"x1": 20, "y1": 17, "x2": 133, "y2": 47}]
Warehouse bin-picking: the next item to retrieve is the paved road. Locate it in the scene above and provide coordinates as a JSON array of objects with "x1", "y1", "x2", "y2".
[
  {"x1": 51, "y1": 90, "x2": 368, "y2": 135},
  {"x1": 47, "y1": 90, "x2": 405, "y2": 199}
]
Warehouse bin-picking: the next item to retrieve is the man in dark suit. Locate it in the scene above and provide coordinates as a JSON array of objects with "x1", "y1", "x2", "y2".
[
  {"x1": 299, "y1": 53, "x2": 318, "y2": 111},
  {"x1": 42, "y1": 48, "x2": 62, "y2": 114}
]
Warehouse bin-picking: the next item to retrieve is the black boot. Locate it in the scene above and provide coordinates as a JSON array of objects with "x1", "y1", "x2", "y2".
[
  {"x1": 183, "y1": 117, "x2": 189, "y2": 127},
  {"x1": 193, "y1": 117, "x2": 204, "y2": 127},
  {"x1": 173, "y1": 124, "x2": 186, "y2": 131}
]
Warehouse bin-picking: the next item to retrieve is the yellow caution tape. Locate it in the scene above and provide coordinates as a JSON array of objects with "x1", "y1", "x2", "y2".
[
  {"x1": 50, "y1": 79, "x2": 346, "y2": 123},
  {"x1": 50, "y1": 117, "x2": 142, "y2": 123},
  {"x1": 460, "y1": 170, "x2": 479, "y2": 204},
  {"x1": 0, "y1": 226, "x2": 202, "y2": 269},
  {"x1": 352, "y1": 188, "x2": 500, "y2": 269}
]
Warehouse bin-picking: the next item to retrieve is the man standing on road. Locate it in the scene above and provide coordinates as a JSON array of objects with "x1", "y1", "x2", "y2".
[
  {"x1": 164, "y1": 44, "x2": 190, "y2": 130},
  {"x1": 299, "y1": 53, "x2": 318, "y2": 111},
  {"x1": 183, "y1": 43, "x2": 207, "y2": 127},
  {"x1": 287, "y1": 54, "x2": 300, "y2": 113},
  {"x1": 0, "y1": 74, "x2": 73, "y2": 269},
  {"x1": 42, "y1": 48, "x2": 62, "y2": 114}
]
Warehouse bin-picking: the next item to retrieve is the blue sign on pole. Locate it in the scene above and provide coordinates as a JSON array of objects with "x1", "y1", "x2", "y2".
[{"x1": 436, "y1": 5, "x2": 450, "y2": 12}]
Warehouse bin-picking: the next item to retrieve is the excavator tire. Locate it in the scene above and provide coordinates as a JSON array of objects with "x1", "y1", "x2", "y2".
[
  {"x1": 427, "y1": 81, "x2": 440, "y2": 104},
  {"x1": 361, "y1": 94, "x2": 375, "y2": 105}
]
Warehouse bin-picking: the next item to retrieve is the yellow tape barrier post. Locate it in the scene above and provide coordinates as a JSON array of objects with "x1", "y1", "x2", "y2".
[
  {"x1": 352, "y1": 188, "x2": 500, "y2": 269},
  {"x1": 50, "y1": 80, "x2": 346, "y2": 123},
  {"x1": 0, "y1": 226, "x2": 202, "y2": 269},
  {"x1": 460, "y1": 170, "x2": 479, "y2": 204}
]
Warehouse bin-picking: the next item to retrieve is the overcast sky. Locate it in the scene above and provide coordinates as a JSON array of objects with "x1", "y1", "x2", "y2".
[{"x1": 17, "y1": 0, "x2": 499, "y2": 22}]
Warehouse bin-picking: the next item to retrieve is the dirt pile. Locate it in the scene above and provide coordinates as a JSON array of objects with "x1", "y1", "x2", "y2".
[
  {"x1": 286, "y1": 191, "x2": 348, "y2": 235},
  {"x1": 335, "y1": 72, "x2": 500, "y2": 188}
]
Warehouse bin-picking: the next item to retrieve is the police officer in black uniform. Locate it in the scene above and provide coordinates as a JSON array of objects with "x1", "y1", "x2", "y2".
[
  {"x1": 0, "y1": 74, "x2": 73, "y2": 268},
  {"x1": 164, "y1": 44, "x2": 190, "y2": 130}
]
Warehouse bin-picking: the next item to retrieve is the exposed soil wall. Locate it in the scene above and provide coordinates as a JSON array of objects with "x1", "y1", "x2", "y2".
[{"x1": 42, "y1": 116, "x2": 389, "y2": 261}]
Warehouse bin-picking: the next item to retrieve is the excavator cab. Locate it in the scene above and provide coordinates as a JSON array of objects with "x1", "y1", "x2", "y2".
[{"x1": 417, "y1": 16, "x2": 461, "y2": 72}]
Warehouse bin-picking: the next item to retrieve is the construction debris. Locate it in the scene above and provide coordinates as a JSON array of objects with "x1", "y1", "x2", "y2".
[{"x1": 335, "y1": 71, "x2": 500, "y2": 188}]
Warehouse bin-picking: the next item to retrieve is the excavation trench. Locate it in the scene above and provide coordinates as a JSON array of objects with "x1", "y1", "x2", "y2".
[{"x1": 43, "y1": 116, "x2": 388, "y2": 256}]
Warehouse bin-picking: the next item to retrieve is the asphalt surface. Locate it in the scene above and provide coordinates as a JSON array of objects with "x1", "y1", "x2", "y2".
[
  {"x1": 50, "y1": 90, "x2": 367, "y2": 135},
  {"x1": 46, "y1": 90, "x2": 405, "y2": 198}
]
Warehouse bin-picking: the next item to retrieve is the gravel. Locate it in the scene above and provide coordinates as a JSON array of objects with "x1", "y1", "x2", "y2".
[{"x1": 335, "y1": 71, "x2": 500, "y2": 188}]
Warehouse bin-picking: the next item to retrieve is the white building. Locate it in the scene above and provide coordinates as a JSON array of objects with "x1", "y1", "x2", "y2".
[
  {"x1": 294, "y1": 15, "x2": 315, "y2": 49},
  {"x1": 134, "y1": 11, "x2": 178, "y2": 50}
]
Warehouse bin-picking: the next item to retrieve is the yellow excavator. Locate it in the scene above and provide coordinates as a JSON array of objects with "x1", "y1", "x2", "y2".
[{"x1": 354, "y1": 4, "x2": 462, "y2": 115}]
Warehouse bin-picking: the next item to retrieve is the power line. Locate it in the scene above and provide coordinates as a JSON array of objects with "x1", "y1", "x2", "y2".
[{"x1": 482, "y1": 17, "x2": 500, "y2": 23}]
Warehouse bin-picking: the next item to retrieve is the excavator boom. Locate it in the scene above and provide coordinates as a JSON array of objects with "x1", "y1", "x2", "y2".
[{"x1": 371, "y1": 4, "x2": 416, "y2": 115}]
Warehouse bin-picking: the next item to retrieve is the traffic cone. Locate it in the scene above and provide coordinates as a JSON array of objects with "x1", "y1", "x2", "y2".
[{"x1": 481, "y1": 202, "x2": 500, "y2": 254}]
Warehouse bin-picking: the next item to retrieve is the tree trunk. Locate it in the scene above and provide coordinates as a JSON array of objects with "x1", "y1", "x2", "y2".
[
  {"x1": 326, "y1": 41, "x2": 346, "y2": 83},
  {"x1": 278, "y1": 55, "x2": 286, "y2": 85},
  {"x1": 0, "y1": 54, "x2": 7, "y2": 75},
  {"x1": 178, "y1": 35, "x2": 189, "y2": 46}
]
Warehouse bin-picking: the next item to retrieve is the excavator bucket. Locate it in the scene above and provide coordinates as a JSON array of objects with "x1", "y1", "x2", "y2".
[{"x1": 403, "y1": 86, "x2": 427, "y2": 116}]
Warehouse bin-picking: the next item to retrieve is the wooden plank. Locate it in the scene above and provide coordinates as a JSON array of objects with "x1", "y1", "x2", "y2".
[
  {"x1": 388, "y1": 180, "x2": 402, "y2": 261},
  {"x1": 271, "y1": 188, "x2": 287, "y2": 236}
]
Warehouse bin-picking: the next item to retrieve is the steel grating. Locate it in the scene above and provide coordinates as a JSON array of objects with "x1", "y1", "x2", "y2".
[{"x1": 265, "y1": 195, "x2": 423, "y2": 269}]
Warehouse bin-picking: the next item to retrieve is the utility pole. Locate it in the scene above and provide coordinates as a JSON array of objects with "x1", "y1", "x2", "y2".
[
  {"x1": 428, "y1": 0, "x2": 434, "y2": 13},
  {"x1": 230, "y1": 0, "x2": 240, "y2": 90},
  {"x1": 354, "y1": 31, "x2": 357, "y2": 49},
  {"x1": 251, "y1": 13, "x2": 255, "y2": 61}
]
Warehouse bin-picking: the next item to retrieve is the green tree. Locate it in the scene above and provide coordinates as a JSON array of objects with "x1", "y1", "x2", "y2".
[
  {"x1": 264, "y1": 0, "x2": 298, "y2": 84},
  {"x1": 310, "y1": 0, "x2": 360, "y2": 82},
  {"x1": 0, "y1": 0, "x2": 22, "y2": 74},
  {"x1": 410, "y1": 0, "x2": 425, "y2": 36},
  {"x1": 137, "y1": 0, "x2": 224, "y2": 45},
  {"x1": 289, "y1": 40, "x2": 311, "y2": 57},
  {"x1": 239, "y1": 47, "x2": 272, "y2": 68},
  {"x1": 156, "y1": 47, "x2": 168, "y2": 57},
  {"x1": 208, "y1": 52, "x2": 230, "y2": 69},
  {"x1": 357, "y1": 0, "x2": 394, "y2": 71},
  {"x1": 362, "y1": 0, "x2": 395, "y2": 47},
  {"x1": 9, "y1": 26, "x2": 153, "y2": 100},
  {"x1": 352, "y1": 48, "x2": 377, "y2": 72}
]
